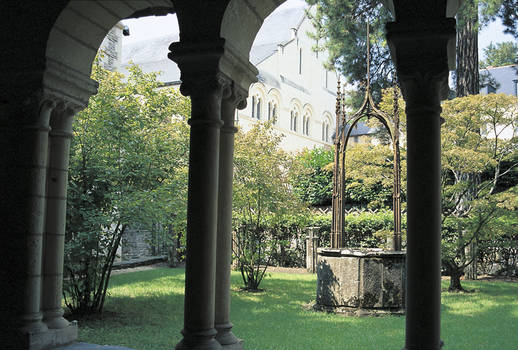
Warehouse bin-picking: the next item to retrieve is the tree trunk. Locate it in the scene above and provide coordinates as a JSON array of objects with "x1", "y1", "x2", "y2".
[
  {"x1": 449, "y1": 269, "x2": 466, "y2": 292},
  {"x1": 456, "y1": 0, "x2": 479, "y2": 97}
]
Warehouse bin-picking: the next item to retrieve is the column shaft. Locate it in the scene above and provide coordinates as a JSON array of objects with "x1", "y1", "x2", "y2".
[
  {"x1": 405, "y1": 101, "x2": 442, "y2": 349},
  {"x1": 176, "y1": 80, "x2": 225, "y2": 350},
  {"x1": 9, "y1": 98, "x2": 55, "y2": 335},
  {"x1": 42, "y1": 106, "x2": 75, "y2": 329},
  {"x1": 215, "y1": 92, "x2": 241, "y2": 348}
]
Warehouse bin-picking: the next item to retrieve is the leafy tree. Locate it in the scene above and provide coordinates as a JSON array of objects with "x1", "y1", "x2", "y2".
[
  {"x1": 480, "y1": 41, "x2": 518, "y2": 68},
  {"x1": 441, "y1": 93, "x2": 518, "y2": 291},
  {"x1": 290, "y1": 147, "x2": 334, "y2": 206},
  {"x1": 306, "y1": 0, "x2": 393, "y2": 108},
  {"x1": 290, "y1": 145, "x2": 399, "y2": 209},
  {"x1": 306, "y1": 0, "x2": 511, "y2": 98},
  {"x1": 480, "y1": 0, "x2": 518, "y2": 38},
  {"x1": 64, "y1": 60, "x2": 190, "y2": 314},
  {"x1": 232, "y1": 122, "x2": 304, "y2": 291}
]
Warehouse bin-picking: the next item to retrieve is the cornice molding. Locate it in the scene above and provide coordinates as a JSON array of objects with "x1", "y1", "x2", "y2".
[{"x1": 43, "y1": 57, "x2": 98, "y2": 110}]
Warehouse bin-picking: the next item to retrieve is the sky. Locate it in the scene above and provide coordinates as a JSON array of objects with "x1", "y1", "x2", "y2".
[{"x1": 121, "y1": 0, "x2": 516, "y2": 59}]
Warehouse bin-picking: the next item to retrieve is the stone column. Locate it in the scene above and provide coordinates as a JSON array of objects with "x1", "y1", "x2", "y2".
[
  {"x1": 387, "y1": 18, "x2": 455, "y2": 350},
  {"x1": 3, "y1": 94, "x2": 56, "y2": 336},
  {"x1": 170, "y1": 41, "x2": 229, "y2": 350},
  {"x1": 41, "y1": 103, "x2": 76, "y2": 329},
  {"x1": 214, "y1": 84, "x2": 245, "y2": 349}
]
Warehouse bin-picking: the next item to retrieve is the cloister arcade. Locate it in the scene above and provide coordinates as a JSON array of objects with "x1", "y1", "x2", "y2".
[{"x1": 1, "y1": 0, "x2": 460, "y2": 349}]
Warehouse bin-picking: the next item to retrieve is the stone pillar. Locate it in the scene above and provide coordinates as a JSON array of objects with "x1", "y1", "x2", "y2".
[
  {"x1": 41, "y1": 103, "x2": 76, "y2": 329},
  {"x1": 306, "y1": 227, "x2": 319, "y2": 273},
  {"x1": 21, "y1": 97, "x2": 56, "y2": 335},
  {"x1": 387, "y1": 18, "x2": 455, "y2": 350},
  {"x1": 0, "y1": 94, "x2": 55, "y2": 340},
  {"x1": 170, "y1": 41, "x2": 229, "y2": 350},
  {"x1": 214, "y1": 83, "x2": 245, "y2": 349}
]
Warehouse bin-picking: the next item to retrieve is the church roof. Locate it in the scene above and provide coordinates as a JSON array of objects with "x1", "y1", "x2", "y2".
[{"x1": 120, "y1": 4, "x2": 306, "y2": 83}]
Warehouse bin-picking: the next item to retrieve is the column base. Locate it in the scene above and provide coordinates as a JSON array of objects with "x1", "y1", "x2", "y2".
[
  {"x1": 44, "y1": 309, "x2": 70, "y2": 329},
  {"x1": 220, "y1": 340, "x2": 243, "y2": 350},
  {"x1": 25, "y1": 320, "x2": 77, "y2": 350},
  {"x1": 175, "y1": 328, "x2": 222, "y2": 350},
  {"x1": 215, "y1": 323, "x2": 242, "y2": 349}
]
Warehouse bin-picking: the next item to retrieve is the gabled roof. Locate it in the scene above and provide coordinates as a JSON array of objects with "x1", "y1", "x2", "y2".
[
  {"x1": 480, "y1": 64, "x2": 518, "y2": 96},
  {"x1": 120, "y1": 4, "x2": 307, "y2": 82}
]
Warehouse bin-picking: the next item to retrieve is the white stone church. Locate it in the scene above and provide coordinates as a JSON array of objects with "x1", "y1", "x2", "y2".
[{"x1": 120, "y1": 4, "x2": 339, "y2": 152}]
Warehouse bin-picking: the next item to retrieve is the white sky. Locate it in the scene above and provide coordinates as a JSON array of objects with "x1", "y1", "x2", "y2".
[{"x1": 121, "y1": 0, "x2": 516, "y2": 59}]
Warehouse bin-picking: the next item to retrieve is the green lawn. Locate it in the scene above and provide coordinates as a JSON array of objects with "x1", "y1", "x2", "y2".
[{"x1": 75, "y1": 268, "x2": 518, "y2": 349}]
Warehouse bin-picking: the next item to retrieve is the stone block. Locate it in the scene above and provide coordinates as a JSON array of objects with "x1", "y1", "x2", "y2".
[{"x1": 316, "y1": 248, "x2": 406, "y2": 315}]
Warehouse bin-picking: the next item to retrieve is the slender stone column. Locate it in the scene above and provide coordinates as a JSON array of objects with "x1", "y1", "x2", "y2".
[
  {"x1": 386, "y1": 18, "x2": 455, "y2": 350},
  {"x1": 170, "y1": 41, "x2": 230, "y2": 350},
  {"x1": 214, "y1": 84, "x2": 246, "y2": 349},
  {"x1": 42, "y1": 103, "x2": 76, "y2": 329},
  {"x1": 9, "y1": 95, "x2": 56, "y2": 335}
]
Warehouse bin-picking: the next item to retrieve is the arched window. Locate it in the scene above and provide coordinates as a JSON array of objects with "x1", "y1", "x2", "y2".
[
  {"x1": 303, "y1": 114, "x2": 310, "y2": 136},
  {"x1": 298, "y1": 48, "x2": 302, "y2": 75},
  {"x1": 251, "y1": 95, "x2": 256, "y2": 118},
  {"x1": 256, "y1": 98, "x2": 262, "y2": 119},
  {"x1": 322, "y1": 121, "x2": 330, "y2": 142},
  {"x1": 290, "y1": 111, "x2": 298, "y2": 132},
  {"x1": 268, "y1": 101, "x2": 278, "y2": 124}
]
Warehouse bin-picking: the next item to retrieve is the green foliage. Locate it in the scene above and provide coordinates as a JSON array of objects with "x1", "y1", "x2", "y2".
[
  {"x1": 440, "y1": 93, "x2": 518, "y2": 289},
  {"x1": 291, "y1": 148, "x2": 334, "y2": 206},
  {"x1": 480, "y1": 41, "x2": 518, "y2": 68},
  {"x1": 64, "y1": 59, "x2": 190, "y2": 314},
  {"x1": 301, "y1": 210, "x2": 401, "y2": 249},
  {"x1": 290, "y1": 143, "x2": 401, "y2": 209},
  {"x1": 232, "y1": 122, "x2": 305, "y2": 290}
]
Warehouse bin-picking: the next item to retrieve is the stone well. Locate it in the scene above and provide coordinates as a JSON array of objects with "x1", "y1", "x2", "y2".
[{"x1": 315, "y1": 248, "x2": 405, "y2": 316}]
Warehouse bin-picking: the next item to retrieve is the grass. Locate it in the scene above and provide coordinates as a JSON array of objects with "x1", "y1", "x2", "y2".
[{"x1": 75, "y1": 268, "x2": 518, "y2": 349}]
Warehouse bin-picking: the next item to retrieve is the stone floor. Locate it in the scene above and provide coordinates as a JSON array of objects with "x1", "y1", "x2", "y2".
[{"x1": 55, "y1": 343, "x2": 135, "y2": 350}]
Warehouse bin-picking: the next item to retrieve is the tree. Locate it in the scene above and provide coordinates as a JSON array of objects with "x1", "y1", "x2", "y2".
[
  {"x1": 481, "y1": 0, "x2": 518, "y2": 38},
  {"x1": 232, "y1": 122, "x2": 304, "y2": 291},
  {"x1": 480, "y1": 41, "x2": 518, "y2": 68},
  {"x1": 64, "y1": 60, "x2": 190, "y2": 314},
  {"x1": 306, "y1": 0, "x2": 511, "y2": 98},
  {"x1": 306, "y1": 0, "x2": 394, "y2": 108},
  {"x1": 440, "y1": 93, "x2": 518, "y2": 291}
]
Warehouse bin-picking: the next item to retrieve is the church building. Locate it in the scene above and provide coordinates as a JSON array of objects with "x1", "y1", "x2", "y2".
[{"x1": 120, "y1": 4, "x2": 339, "y2": 151}]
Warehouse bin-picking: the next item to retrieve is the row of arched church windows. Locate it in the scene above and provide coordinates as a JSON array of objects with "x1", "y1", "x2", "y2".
[
  {"x1": 251, "y1": 96, "x2": 278, "y2": 123},
  {"x1": 251, "y1": 94, "x2": 330, "y2": 142}
]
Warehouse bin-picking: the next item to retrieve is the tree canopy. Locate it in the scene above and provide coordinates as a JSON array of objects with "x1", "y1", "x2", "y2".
[
  {"x1": 64, "y1": 60, "x2": 190, "y2": 314},
  {"x1": 480, "y1": 41, "x2": 518, "y2": 68}
]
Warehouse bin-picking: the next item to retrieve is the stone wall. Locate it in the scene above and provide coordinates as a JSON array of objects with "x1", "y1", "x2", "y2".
[
  {"x1": 316, "y1": 248, "x2": 406, "y2": 315},
  {"x1": 98, "y1": 23, "x2": 124, "y2": 71}
]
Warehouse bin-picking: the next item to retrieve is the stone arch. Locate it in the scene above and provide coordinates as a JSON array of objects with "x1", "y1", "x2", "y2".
[
  {"x1": 220, "y1": 1, "x2": 286, "y2": 62},
  {"x1": 44, "y1": 0, "x2": 175, "y2": 106}
]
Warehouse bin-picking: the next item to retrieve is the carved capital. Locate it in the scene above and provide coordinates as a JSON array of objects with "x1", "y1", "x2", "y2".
[
  {"x1": 169, "y1": 38, "x2": 258, "y2": 98},
  {"x1": 49, "y1": 99, "x2": 82, "y2": 138},
  {"x1": 221, "y1": 82, "x2": 247, "y2": 133},
  {"x1": 386, "y1": 18, "x2": 456, "y2": 107}
]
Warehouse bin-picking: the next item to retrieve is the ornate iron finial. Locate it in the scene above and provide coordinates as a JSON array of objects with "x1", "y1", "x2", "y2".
[
  {"x1": 366, "y1": 22, "x2": 370, "y2": 93},
  {"x1": 336, "y1": 77, "x2": 341, "y2": 117}
]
